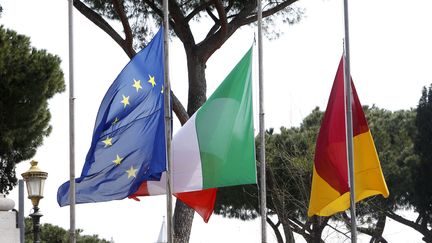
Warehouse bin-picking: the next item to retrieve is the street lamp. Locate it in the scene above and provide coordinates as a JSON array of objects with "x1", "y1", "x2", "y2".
[{"x1": 22, "y1": 160, "x2": 48, "y2": 243}]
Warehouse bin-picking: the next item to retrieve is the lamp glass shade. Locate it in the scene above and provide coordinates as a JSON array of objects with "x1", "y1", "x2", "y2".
[
  {"x1": 26, "y1": 177, "x2": 46, "y2": 198},
  {"x1": 21, "y1": 160, "x2": 48, "y2": 205}
]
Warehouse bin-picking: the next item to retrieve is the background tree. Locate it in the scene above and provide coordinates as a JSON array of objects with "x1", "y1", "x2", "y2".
[
  {"x1": 24, "y1": 218, "x2": 110, "y2": 243},
  {"x1": 339, "y1": 106, "x2": 417, "y2": 243},
  {"x1": 216, "y1": 105, "x2": 430, "y2": 243},
  {"x1": 0, "y1": 26, "x2": 65, "y2": 194},
  {"x1": 71, "y1": 0, "x2": 303, "y2": 241},
  {"x1": 353, "y1": 89, "x2": 432, "y2": 243},
  {"x1": 408, "y1": 84, "x2": 432, "y2": 242},
  {"x1": 215, "y1": 108, "x2": 329, "y2": 243}
]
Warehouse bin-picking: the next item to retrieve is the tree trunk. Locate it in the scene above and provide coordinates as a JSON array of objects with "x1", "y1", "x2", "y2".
[
  {"x1": 308, "y1": 216, "x2": 328, "y2": 243},
  {"x1": 185, "y1": 49, "x2": 207, "y2": 115},
  {"x1": 173, "y1": 199, "x2": 195, "y2": 243},
  {"x1": 172, "y1": 46, "x2": 207, "y2": 243},
  {"x1": 267, "y1": 217, "x2": 284, "y2": 243},
  {"x1": 370, "y1": 212, "x2": 387, "y2": 243},
  {"x1": 265, "y1": 160, "x2": 296, "y2": 243},
  {"x1": 385, "y1": 211, "x2": 432, "y2": 242},
  {"x1": 282, "y1": 220, "x2": 296, "y2": 243}
]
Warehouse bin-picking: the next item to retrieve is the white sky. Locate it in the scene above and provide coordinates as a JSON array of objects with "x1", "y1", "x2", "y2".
[{"x1": 1, "y1": 0, "x2": 431, "y2": 242}]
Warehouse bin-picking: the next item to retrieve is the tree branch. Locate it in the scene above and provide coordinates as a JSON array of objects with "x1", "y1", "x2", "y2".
[
  {"x1": 73, "y1": 0, "x2": 135, "y2": 58},
  {"x1": 72, "y1": 0, "x2": 189, "y2": 125},
  {"x1": 357, "y1": 226, "x2": 375, "y2": 237},
  {"x1": 141, "y1": 0, "x2": 176, "y2": 29},
  {"x1": 203, "y1": 0, "x2": 228, "y2": 40},
  {"x1": 167, "y1": 0, "x2": 195, "y2": 47},
  {"x1": 212, "y1": 0, "x2": 228, "y2": 35},
  {"x1": 206, "y1": 7, "x2": 219, "y2": 24},
  {"x1": 325, "y1": 223, "x2": 350, "y2": 240},
  {"x1": 225, "y1": 0, "x2": 234, "y2": 13},
  {"x1": 288, "y1": 219, "x2": 325, "y2": 243},
  {"x1": 385, "y1": 211, "x2": 432, "y2": 239},
  {"x1": 237, "y1": 0, "x2": 298, "y2": 27},
  {"x1": 142, "y1": 0, "x2": 164, "y2": 18},
  {"x1": 112, "y1": 0, "x2": 135, "y2": 57},
  {"x1": 197, "y1": 3, "x2": 255, "y2": 62},
  {"x1": 172, "y1": 92, "x2": 189, "y2": 125},
  {"x1": 267, "y1": 216, "x2": 284, "y2": 243},
  {"x1": 185, "y1": 2, "x2": 212, "y2": 22},
  {"x1": 289, "y1": 217, "x2": 309, "y2": 233}
]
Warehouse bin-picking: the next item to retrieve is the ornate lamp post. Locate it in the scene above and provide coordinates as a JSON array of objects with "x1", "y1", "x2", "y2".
[{"x1": 21, "y1": 160, "x2": 48, "y2": 243}]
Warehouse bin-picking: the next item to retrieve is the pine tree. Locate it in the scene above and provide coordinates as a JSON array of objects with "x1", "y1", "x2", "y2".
[
  {"x1": 0, "y1": 26, "x2": 65, "y2": 193},
  {"x1": 413, "y1": 84, "x2": 432, "y2": 236}
]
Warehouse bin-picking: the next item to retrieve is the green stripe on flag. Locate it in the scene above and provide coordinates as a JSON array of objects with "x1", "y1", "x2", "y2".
[{"x1": 195, "y1": 47, "x2": 256, "y2": 189}]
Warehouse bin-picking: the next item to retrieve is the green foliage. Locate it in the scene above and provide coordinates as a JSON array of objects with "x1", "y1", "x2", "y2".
[
  {"x1": 364, "y1": 106, "x2": 417, "y2": 210},
  {"x1": 267, "y1": 126, "x2": 315, "y2": 218},
  {"x1": 0, "y1": 26, "x2": 65, "y2": 193},
  {"x1": 214, "y1": 183, "x2": 259, "y2": 220},
  {"x1": 215, "y1": 108, "x2": 323, "y2": 241},
  {"x1": 215, "y1": 105, "x2": 424, "y2": 241},
  {"x1": 412, "y1": 84, "x2": 432, "y2": 227},
  {"x1": 25, "y1": 218, "x2": 110, "y2": 243},
  {"x1": 347, "y1": 106, "x2": 417, "y2": 240}
]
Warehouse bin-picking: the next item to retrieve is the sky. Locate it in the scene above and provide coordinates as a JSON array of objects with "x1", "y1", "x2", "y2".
[{"x1": 1, "y1": 0, "x2": 432, "y2": 242}]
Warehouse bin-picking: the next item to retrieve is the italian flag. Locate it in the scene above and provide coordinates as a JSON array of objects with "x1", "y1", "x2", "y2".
[
  {"x1": 307, "y1": 56, "x2": 389, "y2": 217},
  {"x1": 130, "y1": 47, "x2": 257, "y2": 221}
]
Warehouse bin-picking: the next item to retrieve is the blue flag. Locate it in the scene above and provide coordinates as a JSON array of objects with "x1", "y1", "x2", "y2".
[{"x1": 57, "y1": 28, "x2": 166, "y2": 206}]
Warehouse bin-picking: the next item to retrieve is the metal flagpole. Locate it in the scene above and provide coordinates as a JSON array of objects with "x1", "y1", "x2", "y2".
[
  {"x1": 257, "y1": 0, "x2": 267, "y2": 242},
  {"x1": 18, "y1": 180, "x2": 24, "y2": 243},
  {"x1": 67, "y1": 0, "x2": 76, "y2": 242},
  {"x1": 342, "y1": 0, "x2": 357, "y2": 242},
  {"x1": 162, "y1": 0, "x2": 174, "y2": 241}
]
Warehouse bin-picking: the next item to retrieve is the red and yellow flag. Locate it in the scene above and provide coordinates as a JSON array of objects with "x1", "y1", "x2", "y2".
[{"x1": 308, "y1": 57, "x2": 389, "y2": 217}]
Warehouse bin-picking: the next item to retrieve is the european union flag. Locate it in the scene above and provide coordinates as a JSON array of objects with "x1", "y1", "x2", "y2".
[{"x1": 57, "y1": 28, "x2": 166, "y2": 206}]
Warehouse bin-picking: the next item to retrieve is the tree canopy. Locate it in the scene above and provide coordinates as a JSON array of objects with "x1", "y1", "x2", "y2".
[
  {"x1": 24, "y1": 218, "x2": 110, "y2": 243},
  {"x1": 214, "y1": 104, "x2": 432, "y2": 243},
  {"x1": 410, "y1": 84, "x2": 432, "y2": 241},
  {"x1": 0, "y1": 26, "x2": 65, "y2": 193},
  {"x1": 73, "y1": 0, "x2": 303, "y2": 124}
]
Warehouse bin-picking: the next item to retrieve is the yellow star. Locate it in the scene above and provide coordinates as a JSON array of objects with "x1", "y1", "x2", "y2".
[
  {"x1": 121, "y1": 95, "x2": 130, "y2": 108},
  {"x1": 148, "y1": 75, "x2": 156, "y2": 87},
  {"x1": 126, "y1": 166, "x2": 138, "y2": 179},
  {"x1": 102, "y1": 137, "x2": 113, "y2": 147},
  {"x1": 112, "y1": 154, "x2": 123, "y2": 165},
  {"x1": 161, "y1": 85, "x2": 164, "y2": 94},
  {"x1": 132, "y1": 79, "x2": 142, "y2": 92},
  {"x1": 112, "y1": 117, "x2": 119, "y2": 125}
]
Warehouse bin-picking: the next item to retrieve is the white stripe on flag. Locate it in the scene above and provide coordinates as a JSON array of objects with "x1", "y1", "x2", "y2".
[{"x1": 147, "y1": 113, "x2": 204, "y2": 194}]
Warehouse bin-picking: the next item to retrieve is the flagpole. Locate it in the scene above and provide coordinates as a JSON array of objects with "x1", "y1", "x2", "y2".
[
  {"x1": 257, "y1": 0, "x2": 267, "y2": 242},
  {"x1": 67, "y1": 0, "x2": 77, "y2": 242},
  {"x1": 162, "y1": 0, "x2": 174, "y2": 242},
  {"x1": 342, "y1": 0, "x2": 357, "y2": 242}
]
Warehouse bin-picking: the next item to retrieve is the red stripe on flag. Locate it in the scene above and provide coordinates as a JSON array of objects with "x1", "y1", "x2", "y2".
[
  {"x1": 128, "y1": 181, "x2": 150, "y2": 201},
  {"x1": 175, "y1": 188, "x2": 217, "y2": 223},
  {"x1": 128, "y1": 182, "x2": 217, "y2": 223}
]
